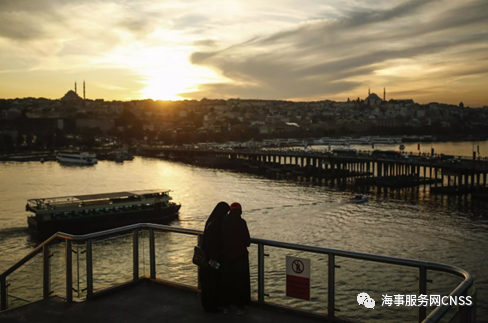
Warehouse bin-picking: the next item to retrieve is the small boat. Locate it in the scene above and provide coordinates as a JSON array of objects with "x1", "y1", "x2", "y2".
[
  {"x1": 348, "y1": 194, "x2": 368, "y2": 203},
  {"x1": 57, "y1": 151, "x2": 97, "y2": 165},
  {"x1": 26, "y1": 189, "x2": 181, "y2": 240},
  {"x1": 156, "y1": 152, "x2": 166, "y2": 159}
]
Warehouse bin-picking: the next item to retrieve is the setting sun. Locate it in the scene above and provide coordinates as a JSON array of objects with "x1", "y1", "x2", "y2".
[
  {"x1": 141, "y1": 72, "x2": 193, "y2": 101},
  {"x1": 136, "y1": 47, "x2": 222, "y2": 101}
]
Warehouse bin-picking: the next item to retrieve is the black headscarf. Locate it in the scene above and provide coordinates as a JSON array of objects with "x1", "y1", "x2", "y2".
[
  {"x1": 202, "y1": 202, "x2": 230, "y2": 261},
  {"x1": 205, "y1": 202, "x2": 230, "y2": 229}
]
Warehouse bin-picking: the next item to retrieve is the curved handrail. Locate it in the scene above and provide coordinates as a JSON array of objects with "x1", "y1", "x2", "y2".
[
  {"x1": 0, "y1": 233, "x2": 60, "y2": 278},
  {"x1": 0, "y1": 224, "x2": 201, "y2": 278},
  {"x1": 0, "y1": 223, "x2": 474, "y2": 323}
]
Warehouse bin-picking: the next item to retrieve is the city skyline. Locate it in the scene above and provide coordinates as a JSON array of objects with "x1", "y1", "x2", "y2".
[{"x1": 0, "y1": 0, "x2": 487, "y2": 107}]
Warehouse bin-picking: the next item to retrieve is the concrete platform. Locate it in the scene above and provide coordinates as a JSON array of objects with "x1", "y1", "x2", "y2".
[{"x1": 0, "y1": 280, "x2": 333, "y2": 323}]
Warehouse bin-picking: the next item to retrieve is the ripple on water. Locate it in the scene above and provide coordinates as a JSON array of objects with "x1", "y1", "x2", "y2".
[{"x1": 0, "y1": 158, "x2": 487, "y2": 321}]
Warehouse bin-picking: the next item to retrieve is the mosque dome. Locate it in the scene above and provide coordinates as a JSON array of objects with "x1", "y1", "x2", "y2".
[
  {"x1": 61, "y1": 90, "x2": 83, "y2": 102},
  {"x1": 367, "y1": 93, "x2": 381, "y2": 101}
]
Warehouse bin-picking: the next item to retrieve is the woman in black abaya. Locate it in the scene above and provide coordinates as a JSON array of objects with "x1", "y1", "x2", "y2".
[
  {"x1": 222, "y1": 202, "x2": 251, "y2": 315},
  {"x1": 200, "y1": 202, "x2": 230, "y2": 312}
]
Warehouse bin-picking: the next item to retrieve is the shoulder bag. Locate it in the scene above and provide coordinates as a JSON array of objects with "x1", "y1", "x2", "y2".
[{"x1": 192, "y1": 245, "x2": 208, "y2": 267}]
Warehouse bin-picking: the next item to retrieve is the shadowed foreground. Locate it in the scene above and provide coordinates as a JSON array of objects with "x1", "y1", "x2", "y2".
[{"x1": 0, "y1": 280, "x2": 333, "y2": 323}]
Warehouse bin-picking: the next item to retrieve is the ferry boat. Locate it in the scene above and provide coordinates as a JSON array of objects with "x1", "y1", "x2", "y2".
[
  {"x1": 57, "y1": 152, "x2": 98, "y2": 165},
  {"x1": 26, "y1": 189, "x2": 181, "y2": 239}
]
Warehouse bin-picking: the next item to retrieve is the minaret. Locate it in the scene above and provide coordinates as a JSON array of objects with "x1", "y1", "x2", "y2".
[
  {"x1": 75, "y1": 81, "x2": 77, "y2": 94},
  {"x1": 368, "y1": 88, "x2": 370, "y2": 96},
  {"x1": 83, "y1": 80, "x2": 86, "y2": 100},
  {"x1": 383, "y1": 87, "x2": 386, "y2": 101}
]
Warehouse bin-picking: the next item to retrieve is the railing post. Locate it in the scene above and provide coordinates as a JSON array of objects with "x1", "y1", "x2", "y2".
[
  {"x1": 149, "y1": 228, "x2": 156, "y2": 279},
  {"x1": 328, "y1": 253, "x2": 336, "y2": 318},
  {"x1": 419, "y1": 266, "x2": 427, "y2": 322},
  {"x1": 43, "y1": 245, "x2": 50, "y2": 299},
  {"x1": 86, "y1": 239, "x2": 93, "y2": 300},
  {"x1": 0, "y1": 275, "x2": 6, "y2": 311},
  {"x1": 258, "y1": 243, "x2": 265, "y2": 305},
  {"x1": 66, "y1": 239, "x2": 73, "y2": 303},
  {"x1": 197, "y1": 235, "x2": 203, "y2": 290},
  {"x1": 133, "y1": 229, "x2": 139, "y2": 281},
  {"x1": 458, "y1": 289, "x2": 476, "y2": 323}
]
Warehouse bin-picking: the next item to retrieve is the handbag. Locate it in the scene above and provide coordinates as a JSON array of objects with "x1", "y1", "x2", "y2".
[{"x1": 192, "y1": 245, "x2": 208, "y2": 267}]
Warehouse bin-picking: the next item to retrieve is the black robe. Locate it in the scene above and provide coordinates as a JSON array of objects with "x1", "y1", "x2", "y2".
[
  {"x1": 221, "y1": 208, "x2": 251, "y2": 308},
  {"x1": 200, "y1": 202, "x2": 229, "y2": 311}
]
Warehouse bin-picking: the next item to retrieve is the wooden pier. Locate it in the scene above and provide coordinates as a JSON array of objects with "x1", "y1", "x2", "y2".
[{"x1": 139, "y1": 146, "x2": 488, "y2": 194}]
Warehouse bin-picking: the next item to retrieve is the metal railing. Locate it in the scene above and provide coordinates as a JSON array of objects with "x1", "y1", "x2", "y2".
[{"x1": 0, "y1": 223, "x2": 476, "y2": 323}]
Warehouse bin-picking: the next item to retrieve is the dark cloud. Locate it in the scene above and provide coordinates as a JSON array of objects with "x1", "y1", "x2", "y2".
[
  {"x1": 0, "y1": 0, "x2": 160, "y2": 42},
  {"x1": 0, "y1": 0, "x2": 62, "y2": 12},
  {"x1": 116, "y1": 3, "x2": 169, "y2": 39},
  {"x1": 337, "y1": 0, "x2": 441, "y2": 29},
  {"x1": 0, "y1": 15, "x2": 46, "y2": 40},
  {"x1": 191, "y1": 51, "x2": 218, "y2": 64},
  {"x1": 118, "y1": 17, "x2": 160, "y2": 38},
  {"x1": 189, "y1": 0, "x2": 488, "y2": 100}
]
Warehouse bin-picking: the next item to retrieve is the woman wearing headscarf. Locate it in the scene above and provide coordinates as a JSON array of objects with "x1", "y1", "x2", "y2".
[
  {"x1": 222, "y1": 202, "x2": 251, "y2": 315},
  {"x1": 200, "y1": 201, "x2": 230, "y2": 312}
]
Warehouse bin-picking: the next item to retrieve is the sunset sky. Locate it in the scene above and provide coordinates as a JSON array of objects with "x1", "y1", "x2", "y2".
[{"x1": 0, "y1": 0, "x2": 487, "y2": 106}]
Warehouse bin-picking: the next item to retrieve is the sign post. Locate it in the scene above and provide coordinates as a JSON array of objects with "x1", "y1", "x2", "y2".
[{"x1": 286, "y1": 256, "x2": 311, "y2": 301}]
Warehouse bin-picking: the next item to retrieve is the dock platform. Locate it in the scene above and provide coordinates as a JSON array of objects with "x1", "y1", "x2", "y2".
[{"x1": 0, "y1": 279, "x2": 328, "y2": 323}]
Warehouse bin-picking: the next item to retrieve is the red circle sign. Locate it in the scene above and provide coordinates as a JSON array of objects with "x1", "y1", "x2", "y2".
[{"x1": 292, "y1": 260, "x2": 304, "y2": 274}]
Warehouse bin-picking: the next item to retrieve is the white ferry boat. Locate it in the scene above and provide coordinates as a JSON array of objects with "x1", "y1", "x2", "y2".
[
  {"x1": 57, "y1": 152, "x2": 97, "y2": 165},
  {"x1": 26, "y1": 189, "x2": 181, "y2": 239}
]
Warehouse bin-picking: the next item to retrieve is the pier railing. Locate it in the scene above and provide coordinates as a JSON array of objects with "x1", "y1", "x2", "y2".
[{"x1": 0, "y1": 224, "x2": 475, "y2": 323}]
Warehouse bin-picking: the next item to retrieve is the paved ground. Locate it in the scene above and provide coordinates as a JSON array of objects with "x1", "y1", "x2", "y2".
[{"x1": 0, "y1": 280, "x2": 338, "y2": 323}]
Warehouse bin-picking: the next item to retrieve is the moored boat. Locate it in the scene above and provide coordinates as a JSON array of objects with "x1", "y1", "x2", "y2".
[
  {"x1": 26, "y1": 189, "x2": 181, "y2": 239},
  {"x1": 57, "y1": 151, "x2": 97, "y2": 165}
]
